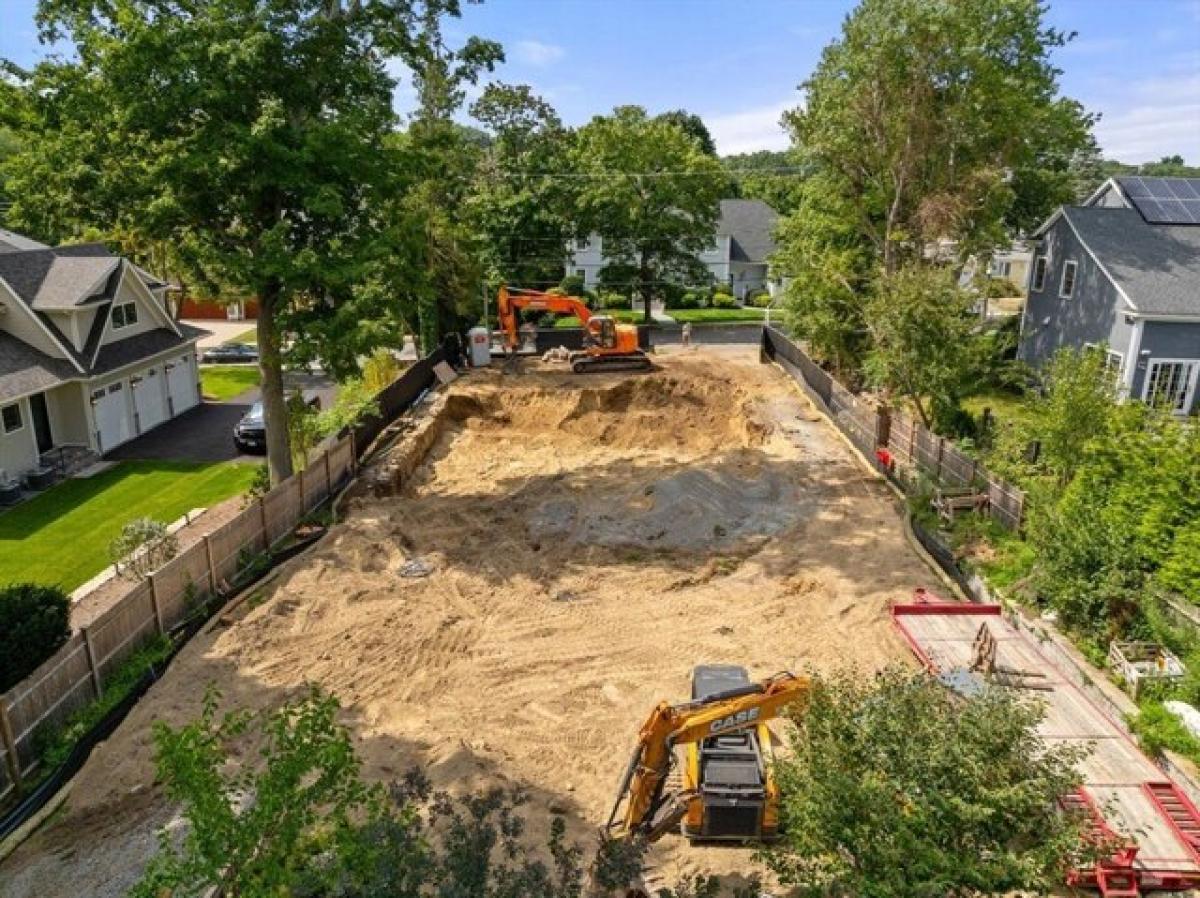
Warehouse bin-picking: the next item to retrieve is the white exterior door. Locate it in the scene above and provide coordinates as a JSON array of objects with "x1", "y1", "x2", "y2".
[
  {"x1": 166, "y1": 353, "x2": 199, "y2": 415},
  {"x1": 92, "y1": 381, "x2": 132, "y2": 452},
  {"x1": 1143, "y1": 359, "x2": 1200, "y2": 415},
  {"x1": 133, "y1": 366, "x2": 167, "y2": 433}
]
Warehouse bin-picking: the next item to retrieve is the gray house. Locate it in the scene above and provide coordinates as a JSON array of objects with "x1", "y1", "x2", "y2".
[
  {"x1": 1018, "y1": 176, "x2": 1200, "y2": 415},
  {"x1": 0, "y1": 232, "x2": 204, "y2": 483},
  {"x1": 566, "y1": 198, "x2": 783, "y2": 300}
]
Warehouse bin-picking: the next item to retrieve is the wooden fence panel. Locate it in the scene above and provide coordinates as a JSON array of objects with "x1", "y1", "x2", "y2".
[
  {"x1": 208, "y1": 506, "x2": 263, "y2": 587},
  {"x1": 153, "y1": 544, "x2": 213, "y2": 631},
  {"x1": 3, "y1": 635, "x2": 93, "y2": 771},
  {"x1": 262, "y1": 478, "x2": 302, "y2": 546},
  {"x1": 89, "y1": 582, "x2": 158, "y2": 683}
]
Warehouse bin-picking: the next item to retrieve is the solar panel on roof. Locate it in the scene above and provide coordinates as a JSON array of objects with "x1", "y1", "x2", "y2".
[{"x1": 1120, "y1": 176, "x2": 1200, "y2": 224}]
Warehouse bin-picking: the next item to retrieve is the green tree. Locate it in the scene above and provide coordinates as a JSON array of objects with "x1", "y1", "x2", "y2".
[
  {"x1": 778, "y1": 0, "x2": 1094, "y2": 368},
  {"x1": 655, "y1": 109, "x2": 718, "y2": 156},
  {"x1": 0, "y1": 583, "x2": 70, "y2": 692},
  {"x1": 722, "y1": 149, "x2": 809, "y2": 215},
  {"x1": 863, "y1": 265, "x2": 982, "y2": 428},
  {"x1": 571, "y1": 106, "x2": 726, "y2": 321},
  {"x1": 1023, "y1": 346, "x2": 1118, "y2": 483},
  {"x1": 3, "y1": 0, "x2": 428, "y2": 485},
  {"x1": 468, "y1": 83, "x2": 574, "y2": 291},
  {"x1": 764, "y1": 667, "x2": 1090, "y2": 898}
]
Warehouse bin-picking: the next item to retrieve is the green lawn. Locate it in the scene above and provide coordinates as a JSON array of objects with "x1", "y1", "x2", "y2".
[
  {"x1": 960, "y1": 389, "x2": 1036, "y2": 431},
  {"x1": 200, "y1": 364, "x2": 261, "y2": 401},
  {"x1": 232, "y1": 327, "x2": 258, "y2": 345},
  {"x1": 0, "y1": 461, "x2": 259, "y2": 591},
  {"x1": 553, "y1": 310, "x2": 648, "y2": 328},
  {"x1": 667, "y1": 307, "x2": 767, "y2": 324}
]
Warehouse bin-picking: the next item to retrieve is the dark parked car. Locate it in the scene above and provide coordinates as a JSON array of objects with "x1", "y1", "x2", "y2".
[
  {"x1": 234, "y1": 395, "x2": 321, "y2": 454},
  {"x1": 202, "y1": 342, "x2": 259, "y2": 364}
]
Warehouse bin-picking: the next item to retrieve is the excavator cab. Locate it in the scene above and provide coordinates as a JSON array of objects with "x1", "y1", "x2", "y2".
[
  {"x1": 586, "y1": 316, "x2": 618, "y2": 350},
  {"x1": 681, "y1": 665, "x2": 780, "y2": 842}
]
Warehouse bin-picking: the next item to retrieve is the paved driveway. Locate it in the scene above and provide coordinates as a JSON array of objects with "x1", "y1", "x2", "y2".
[
  {"x1": 184, "y1": 318, "x2": 254, "y2": 352},
  {"x1": 105, "y1": 400, "x2": 253, "y2": 463}
]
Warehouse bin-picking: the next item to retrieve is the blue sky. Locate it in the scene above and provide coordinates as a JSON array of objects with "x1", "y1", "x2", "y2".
[{"x1": 2, "y1": 0, "x2": 1198, "y2": 162}]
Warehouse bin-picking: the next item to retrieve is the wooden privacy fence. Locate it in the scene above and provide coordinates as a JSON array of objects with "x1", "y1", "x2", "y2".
[
  {"x1": 761, "y1": 326, "x2": 1025, "y2": 531},
  {"x1": 0, "y1": 344, "x2": 452, "y2": 804}
]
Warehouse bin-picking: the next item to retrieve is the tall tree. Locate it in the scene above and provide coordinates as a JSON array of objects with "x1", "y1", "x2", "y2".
[
  {"x1": 778, "y1": 0, "x2": 1094, "y2": 366},
  {"x1": 722, "y1": 149, "x2": 810, "y2": 215},
  {"x1": 3, "y1": 0, "x2": 437, "y2": 484},
  {"x1": 655, "y1": 109, "x2": 718, "y2": 156},
  {"x1": 403, "y1": 8, "x2": 502, "y2": 352},
  {"x1": 572, "y1": 106, "x2": 726, "y2": 320},
  {"x1": 468, "y1": 83, "x2": 574, "y2": 291}
]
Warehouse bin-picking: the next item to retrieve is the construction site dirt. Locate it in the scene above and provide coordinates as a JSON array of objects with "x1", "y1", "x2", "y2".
[{"x1": 0, "y1": 345, "x2": 937, "y2": 898}]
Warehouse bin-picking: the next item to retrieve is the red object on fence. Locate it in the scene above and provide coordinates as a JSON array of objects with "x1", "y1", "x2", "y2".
[{"x1": 875, "y1": 447, "x2": 894, "y2": 471}]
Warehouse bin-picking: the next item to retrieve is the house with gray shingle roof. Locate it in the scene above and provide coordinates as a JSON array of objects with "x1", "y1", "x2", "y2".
[
  {"x1": 0, "y1": 232, "x2": 205, "y2": 483},
  {"x1": 1018, "y1": 176, "x2": 1200, "y2": 415},
  {"x1": 566, "y1": 198, "x2": 783, "y2": 300}
]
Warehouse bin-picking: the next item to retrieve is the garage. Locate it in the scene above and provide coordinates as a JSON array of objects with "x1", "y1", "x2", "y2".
[
  {"x1": 166, "y1": 353, "x2": 199, "y2": 416},
  {"x1": 132, "y1": 366, "x2": 167, "y2": 434},
  {"x1": 91, "y1": 381, "x2": 132, "y2": 452}
]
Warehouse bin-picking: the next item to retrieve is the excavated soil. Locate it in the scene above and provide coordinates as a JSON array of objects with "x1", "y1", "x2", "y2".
[{"x1": 1, "y1": 346, "x2": 938, "y2": 897}]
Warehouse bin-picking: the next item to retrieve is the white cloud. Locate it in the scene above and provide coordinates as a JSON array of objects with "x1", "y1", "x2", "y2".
[
  {"x1": 1093, "y1": 74, "x2": 1200, "y2": 162},
  {"x1": 705, "y1": 101, "x2": 796, "y2": 155},
  {"x1": 513, "y1": 40, "x2": 565, "y2": 67}
]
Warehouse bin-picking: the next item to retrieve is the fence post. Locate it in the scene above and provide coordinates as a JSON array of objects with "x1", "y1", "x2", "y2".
[
  {"x1": 324, "y1": 448, "x2": 333, "y2": 498},
  {"x1": 0, "y1": 701, "x2": 22, "y2": 796},
  {"x1": 203, "y1": 534, "x2": 218, "y2": 595},
  {"x1": 259, "y1": 496, "x2": 269, "y2": 549},
  {"x1": 149, "y1": 573, "x2": 165, "y2": 635},
  {"x1": 349, "y1": 430, "x2": 358, "y2": 474},
  {"x1": 874, "y1": 405, "x2": 891, "y2": 449},
  {"x1": 935, "y1": 438, "x2": 945, "y2": 481},
  {"x1": 909, "y1": 418, "x2": 917, "y2": 461},
  {"x1": 298, "y1": 468, "x2": 307, "y2": 512},
  {"x1": 82, "y1": 627, "x2": 103, "y2": 698}
]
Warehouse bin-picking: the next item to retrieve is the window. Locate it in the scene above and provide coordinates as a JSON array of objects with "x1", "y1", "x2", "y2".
[
  {"x1": 574, "y1": 237, "x2": 589, "y2": 251},
  {"x1": 575, "y1": 269, "x2": 586, "y2": 279},
  {"x1": 111, "y1": 301, "x2": 139, "y2": 329},
  {"x1": 989, "y1": 259, "x2": 1012, "y2": 278},
  {"x1": 1144, "y1": 360, "x2": 1199, "y2": 413},
  {"x1": 1031, "y1": 256, "x2": 1047, "y2": 291},
  {"x1": 1059, "y1": 260, "x2": 1077, "y2": 298},
  {"x1": 1104, "y1": 350, "x2": 1123, "y2": 384},
  {"x1": 1, "y1": 402, "x2": 21, "y2": 434}
]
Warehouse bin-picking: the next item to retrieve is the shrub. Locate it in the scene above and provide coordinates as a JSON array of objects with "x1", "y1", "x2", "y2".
[
  {"x1": 109, "y1": 518, "x2": 180, "y2": 582},
  {"x1": 666, "y1": 291, "x2": 701, "y2": 310},
  {"x1": 599, "y1": 291, "x2": 632, "y2": 310},
  {"x1": 0, "y1": 583, "x2": 71, "y2": 691},
  {"x1": 711, "y1": 293, "x2": 738, "y2": 309},
  {"x1": 361, "y1": 349, "x2": 402, "y2": 394},
  {"x1": 558, "y1": 273, "x2": 586, "y2": 296},
  {"x1": 747, "y1": 289, "x2": 773, "y2": 308}
]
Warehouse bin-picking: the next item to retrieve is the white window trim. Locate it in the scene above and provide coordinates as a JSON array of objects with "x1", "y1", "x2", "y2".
[
  {"x1": 1105, "y1": 349, "x2": 1124, "y2": 378},
  {"x1": 111, "y1": 300, "x2": 139, "y2": 330},
  {"x1": 1, "y1": 400, "x2": 24, "y2": 435},
  {"x1": 1031, "y1": 256, "x2": 1047, "y2": 292},
  {"x1": 1059, "y1": 260, "x2": 1077, "y2": 299},
  {"x1": 1141, "y1": 357, "x2": 1200, "y2": 414}
]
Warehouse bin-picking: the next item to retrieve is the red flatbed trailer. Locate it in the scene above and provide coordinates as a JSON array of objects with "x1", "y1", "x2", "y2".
[{"x1": 892, "y1": 590, "x2": 1200, "y2": 896}]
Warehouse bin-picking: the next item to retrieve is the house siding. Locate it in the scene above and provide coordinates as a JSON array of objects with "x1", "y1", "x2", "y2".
[
  {"x1": 1133, "y1": 321, "x2": 1200, "y2": 411},
  {"x1": 0, "y1": 396, "x2": 38, "y2": 478},
  {"x1": 46, "y1": 381, "x2": 90, "y2": 445},
  {"x1": 1018, "y1": 218, "x2": 1133, "y2": 367}
]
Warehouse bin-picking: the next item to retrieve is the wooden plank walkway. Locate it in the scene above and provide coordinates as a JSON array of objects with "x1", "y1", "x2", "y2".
[{"x1": 893, "y1": 596, "x2": 1200, "y2": 894}]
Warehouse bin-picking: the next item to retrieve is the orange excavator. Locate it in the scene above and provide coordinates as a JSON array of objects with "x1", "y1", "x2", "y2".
[
  {"x1": 496, "y1": 285, "x2": 652, "y2": 374},
  {"x1": 603, "y1": 667, "x2": 809, "y2": 887}
]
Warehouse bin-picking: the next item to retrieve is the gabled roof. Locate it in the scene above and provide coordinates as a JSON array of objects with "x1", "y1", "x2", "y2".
[
  {"x1": 0, "y1": 331, "x2": 77, "y2": 401},
  {"x1": 1060, "y1": 206, "x2": 1200, "y2": 316},
  {"x1": 33, "y1": 256, "x2": 122, "y2": 310},
  {"x1": 0, "y1": 228, "x2": 50, "y2": 254},
  {"x1": 717, "y1": 199, "x2": 779, "y2": 264}
]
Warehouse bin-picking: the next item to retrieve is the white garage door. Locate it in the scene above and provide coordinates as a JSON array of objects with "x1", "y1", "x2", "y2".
[
  {"x1": 91, "y1": 381, "x2": 132, "y2": 452},
  {"x1": 166, "y1": 353, "x2": 199, "y2": 416},
  {"x1": 133, "y1": 366, "x2": 167, "y2": 434}
]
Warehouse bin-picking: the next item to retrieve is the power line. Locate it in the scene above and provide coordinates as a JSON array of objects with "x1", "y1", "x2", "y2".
[{"x1": 489, "y1": 166, "x2": 809, "y2": 180}]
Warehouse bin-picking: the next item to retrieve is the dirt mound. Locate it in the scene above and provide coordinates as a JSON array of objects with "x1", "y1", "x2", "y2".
[{"x1": 444, "y1": 370, "x2": 768, "y2": 453}]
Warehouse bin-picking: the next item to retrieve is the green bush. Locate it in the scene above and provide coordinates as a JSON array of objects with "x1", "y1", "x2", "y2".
[
  {"x1": 711, "y1": 293, "x2": 738, "y2": 309},
  {"x1": 599, "y1": 292, "x2": 631, "y2": 310},
  {"x1": 1129, "y1": 701, "x2": 1200, "y2": 763},
  {"x1": 666, "y1": 291, "x2": 702, "y2": 310},
  {"x1": 558, "y1": 274, "x2": 586, "y2": 296},
  {"x1": 0, "y1": 583, "x2": 71, "y2": 691},
  {"x1": 748, "y1": 289, "x2": 773, "y2": 308}
]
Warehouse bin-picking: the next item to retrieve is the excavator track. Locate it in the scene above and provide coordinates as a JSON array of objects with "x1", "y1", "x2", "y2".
[{"x1": 570, "y1": 353, "x2": 653, "y2": 374}]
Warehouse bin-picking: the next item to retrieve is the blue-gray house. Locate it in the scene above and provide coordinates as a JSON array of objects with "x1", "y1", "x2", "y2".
[{"x1": 1018, "y1": 176, "x2": 1200, "y2": 415}]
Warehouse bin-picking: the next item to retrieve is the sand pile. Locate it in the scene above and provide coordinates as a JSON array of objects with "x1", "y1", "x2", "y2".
[{"x1": 1, "y1": 348, "x2": 938, "y2": 898}]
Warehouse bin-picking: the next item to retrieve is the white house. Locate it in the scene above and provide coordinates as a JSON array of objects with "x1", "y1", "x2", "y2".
[
  {"x1": 566, "y1": 199, "x2": 782, "y2": 300},
  {"x1": 0, "y1": 231, "x2": 205, "y2": 483}
]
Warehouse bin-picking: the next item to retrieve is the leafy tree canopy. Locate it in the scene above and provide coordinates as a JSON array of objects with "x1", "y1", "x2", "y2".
[{"x1": 655, "y1": 109, "x2": 718, "y2": 156}]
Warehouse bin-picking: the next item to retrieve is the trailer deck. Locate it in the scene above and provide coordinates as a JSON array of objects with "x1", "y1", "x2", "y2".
[{"x1": 892, "y1": 592, "x2": 1200, "y2": 896}]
